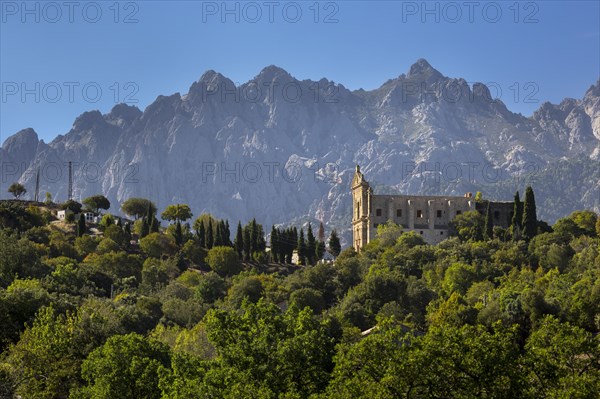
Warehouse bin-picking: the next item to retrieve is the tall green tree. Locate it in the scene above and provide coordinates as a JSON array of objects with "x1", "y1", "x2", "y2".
[
  {"x1": 173, "y1": 221, "x2": 183, "y2": 246},
  {"x1": 271, "y1": 226, "x2": 279, "y2": 263},
  {"x1": 329, "y1": 229, "x2": 341, "y2": 257},
  {"x1": 511, "y1": 191, "x2": 523, "y2": 240},
  {"x1": 484, "y1": 202, "x2": 493, "y2": 240},
  {"x1": 243, "y1": 225, "x2": 251, "y2": 261},
  {"x1": 222, "y1": 220, "x2": 231, "y2": 246},
  {"x1": 306, "y1": 223, "x2": 316, "y2": 265},
  {"x1": 234, "y1": 221, "x2": 243, "y2": 259},
  {"x1": 197, "y1": 221, "x2": 206, "y2": 248},
  {"x1": 77, "y1": 213, "x2": 86, "y2": 237},
  {"x1": 522, "y1": 186, "x2": 537, "y2": 241},
  {"x1": 140, "y1": 218, "x2": 150, "y2": 239},
  {"x1": 206, "y1": 220, "x2": 214, "y2": 249},
  {"x1": 298, "y1": 228, "x2": 306, "y2": 265}
]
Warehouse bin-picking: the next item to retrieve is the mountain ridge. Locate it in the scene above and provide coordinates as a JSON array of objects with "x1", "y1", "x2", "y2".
[{"x1": 2, "y1": 60, "x2": 599, "y2": 242}]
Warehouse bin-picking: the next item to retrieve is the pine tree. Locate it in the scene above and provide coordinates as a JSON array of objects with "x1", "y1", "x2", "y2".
[
  {"x1": 174, "y1": 221, "x2": 183, "y2": 246},
  {"x1": 329, "y1": 230, "x2": 341, "y2": 257},
  {"x1": 484, "y1": 202, "x2": 493, "y2": 240},
  {"x1": 511, "y1": 191, "x2": 523, "y2": 241},
  {"x1": 77, "y1": 213, "x2": 86, "y2": 237},
  {"x1": 234, "y1": 221, "x2": 243, "y2": 259},
  {"x1": 271, "y1": 226, "x2": 279, "y2": 263},
  {"x1": 298, "y1": 228, "x2": 306, "y2": 265},
  {"x1": 207, "y1": 220, "x2": 214, "y2": 249},
  {"x1": 522, "y1": 186, "x2": 537, "y2": 241},
  {"x1": 198, "y1": 222, "x2": 206, "y2": 248},
  {"x1": 306, "y1": 223, "x2": 316, "y2": 265}
]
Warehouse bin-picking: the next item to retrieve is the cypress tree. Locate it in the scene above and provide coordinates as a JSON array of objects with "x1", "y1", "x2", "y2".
[
  {"x1": 116, "y1": 217, "x2": 123, "y2": 228},
  {"x1": 207, "y1": 219, "x2": 214, "y2": 249},
  {"x1": 198, "y1": 222, "x2": 206, "y2": 248},
  {"x1": 317, "y1": 222, "x2": 325, "y2": 242},
  {"x1": 140, "y1": 217, "x2": 150, "y2": 238},
  {"x1": 145, "y1": 203, "x2": 153, "y2": 223},
  {"x1": 250, "y1": 218, "x2": 258, "y2": 253},
  {"x1": 316, "y1": 240, "x2": 325, "y2": 261},
  {"x1": 271, "y1": 225, "x2": 279, "y2": 263},
  {"x1": 77, "y1": 213, "x2": 86, "y2": 237},
  {"x1": 522, "y1": 186, "x2": 537, "y2": 241},
  {"x1": 214, "y1": 221, "x2": 223, "y2": 247},
  {"x1": 329, "y1": 230, "x2": 341, "y2": 257},
  {"x1": 234, "y1": 221, "x2": 243, "y2": 259},
  {"x1": 124, "y1": 222, "x2": 131, "y2": 235},
  {"x1": 306, "y1": 223, "x2": 316, "y2": 265},
  {"x1": 223, "y1": 220, "x2": 231, "y2": 246},
  {"x1": 256, "y1": 223, "x2": 266, "y2": 252},
  {"x1": 150, "y1": 216, "x2": 160, "y2": 233},
  {"x1": 282, "y1": 228, "x2": 291, "y2": 263},
  {"x1": 298, "y1": 228, "x2": 306, "y2": 265},
  {"x1": 243, "y1": 225, "x2": 251, "y2": 261},
  {"x1": 511, "y1": 191, "x2": 523, "y2": 240},
  {"x1": 484, "y1": 202, "x2": 493, "y2": 240}
]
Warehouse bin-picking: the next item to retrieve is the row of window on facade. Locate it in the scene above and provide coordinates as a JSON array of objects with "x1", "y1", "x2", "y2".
[
  {"x1": 375, "y1": 208, "x2": 502, "y2": 220},
  {"x1": 375, "y1": 208, "x2": 463, "y2": 218}
]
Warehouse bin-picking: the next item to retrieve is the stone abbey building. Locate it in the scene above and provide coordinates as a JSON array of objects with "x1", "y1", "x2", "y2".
[{"x1": 352, "y1": 166, "x2": 514, "y2": 250}]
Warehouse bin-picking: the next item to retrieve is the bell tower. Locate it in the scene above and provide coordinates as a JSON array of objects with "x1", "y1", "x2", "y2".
[{"x1": 351, "y1": 165, "x2": 372, "y2": 251}]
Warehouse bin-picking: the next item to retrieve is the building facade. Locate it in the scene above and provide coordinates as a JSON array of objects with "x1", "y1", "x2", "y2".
[{"x1": 351, "y1": 165, "x2": 513, "y2": 250}]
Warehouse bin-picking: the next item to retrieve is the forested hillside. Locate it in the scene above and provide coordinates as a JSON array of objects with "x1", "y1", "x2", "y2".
[{"x1": 0, "y1": 198, "x2": 599, "y2": 398}]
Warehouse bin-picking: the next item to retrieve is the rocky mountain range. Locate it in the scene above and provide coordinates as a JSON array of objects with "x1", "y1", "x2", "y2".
[{"x1": 2, "y1": 59, "x2": 599, "y2": 242}]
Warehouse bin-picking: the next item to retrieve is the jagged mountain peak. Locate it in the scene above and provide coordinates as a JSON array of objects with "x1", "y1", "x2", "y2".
[
  {"x1": 71, "y1": 110, "x2": 106, "y2": 132},
  {"x1": 406, "y1": 58, "x2": 444, "y2": 80},
  {"x1": 255, "y1": 65, "x2": 292, "y2": 82},
  {"x1": 107, "y1": 103, "x2": 142, "y2": 120},
  {"x1": 585, "y1": 79, "x2": 600, "y2": 98},
  {"x1": 2, "y1": 127, "x2": 38, "y2": 149}
]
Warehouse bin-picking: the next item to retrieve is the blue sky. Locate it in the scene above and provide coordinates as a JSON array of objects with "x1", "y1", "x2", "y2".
[{"x1": 1, "y1": 0, "x2": 599, "y2": 143}]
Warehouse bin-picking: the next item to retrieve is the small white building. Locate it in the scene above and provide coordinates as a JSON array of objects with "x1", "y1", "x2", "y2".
[{"x1": 56, "y1": 210, "x2": 98, "y2": 223}]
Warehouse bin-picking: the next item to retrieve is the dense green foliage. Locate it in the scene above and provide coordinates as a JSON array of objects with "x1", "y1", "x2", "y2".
[{"x1": 1, "y1": 200, "x2": 599, "y2": 398}]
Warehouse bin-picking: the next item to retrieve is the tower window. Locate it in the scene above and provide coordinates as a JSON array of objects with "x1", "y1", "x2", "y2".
[
  {"x1": 396, "y1": 209, "x2": 402, "y2": 217},
  {"x1": 436, "y1": 210, "x2": 442, "y2": 218},
  {"x1": 376, "y1": 208, "x2": 382, "y2": 217},
  {"x1": 417, "y1": 210, "x2": 423, "y2": 218},
  {"x1": 456, "y1": 210, "x2": 462, "y2": 216},
  {"x1": 440, "y1": 231, "x2": 444, "y2": 235},
  {"x1": 374, "y1": 223, "x2": 379, "y2": 228},
  {"x1": 420, "y1": 231, "x2": 423, "y2": 235}
]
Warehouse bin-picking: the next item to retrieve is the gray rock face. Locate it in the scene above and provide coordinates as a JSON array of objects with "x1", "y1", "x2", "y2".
[{"x1": 2, "y1": 61, "x2": 599, "y2": 242}]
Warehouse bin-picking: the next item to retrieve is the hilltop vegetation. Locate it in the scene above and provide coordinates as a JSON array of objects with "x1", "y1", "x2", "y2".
[{"x1": 0, "y1": 198, "x2": 599, "y2": 398}]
